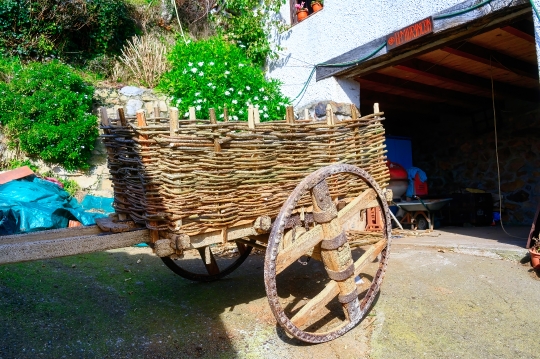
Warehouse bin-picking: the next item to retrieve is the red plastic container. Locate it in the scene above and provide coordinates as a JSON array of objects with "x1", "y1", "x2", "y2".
[
  {"x1": 414, "y1": 173, "x2": 428, "y2": 197},
  {"x1": 387, "y1": 161, "x2": 407, "y2": 180}
]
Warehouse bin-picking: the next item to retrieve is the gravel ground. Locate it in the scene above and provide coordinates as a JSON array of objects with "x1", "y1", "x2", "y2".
[{"x1": 0, "y1": 243, "x2": 537, "y2": 358}]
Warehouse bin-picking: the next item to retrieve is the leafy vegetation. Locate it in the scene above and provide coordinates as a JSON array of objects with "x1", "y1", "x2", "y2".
[
  {"x1": 0, "y1": 0, "x2": 138, "y2": 62},
  {"x1": 0, "y1": 60, "x2": 99, "y2": 170},
  {"x1": 158, "y1": 36, "x2": 289, "y2": 121}
]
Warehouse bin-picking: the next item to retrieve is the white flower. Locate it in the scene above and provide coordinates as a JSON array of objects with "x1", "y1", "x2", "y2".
[
  {"x1": 239, "y1": 63, "x2": 245, "y2": 67},
  {"x1": 232, "y1": 99, "x2": 238, "y2": 104},
  {"x1": 263, "y1": 96, "x2": 269, "y2": 101},
  {"x1": 263, "y1": 105, "x2": 268, "y2": 111},
  {"x1": 225, "y1": 91, "x2": 231, "y2": 96},
  {"x1": 182, "y1": 69, "x2": 187, "y2": 74},
  {"x1": 203, "y1": 98, "x2": 207, "y2": 102},
  {"x1": 228, "y1": 88, "x2": 234, "y2": 91},
  {"x1": 254, "y1": 96, "x2": 259, "y2": 101},
  {"x1": 184, "y1": 112, "x2": 189, "y2": 117},
  {"x1": 246, "y1": 86, "x2": 251, "y2": 90},
  {"x1": 238, "y1": 91, "x2": 243, "y2": 95},
  {"x1": 197, "y1": 99, "x2": 202, "y2": 103},
  {"x1": 255, "y1": 104, "x2": 260, "y2": 108},
  {"x1": 219, "y1": 113, "x2": 224, "y2": 118},
  {"x1": 209, "y1": 62, "x2": 215, "y2": 66},
  {"x1": 195, "y1": 92, "x2": 201, "y2": 96},
  {"x1": 263, "y1": 113, "x2": 269, "y2": 118},
  {"x1": 239, "y1": 44, "x2": 246, "y2": 48},
  {"x1": 279, "y1": 102, "x2": 284, "y2": 106},
  {"x1": 198, "y1": 72, "x2": 204, "y2": 76},
  {"x1": 239, "y1": 110, "x2": 244, "y2": 114},
  {"x1": 198, "y1": 61, "x2": 204, "y2": 66},
  {"x1": 277, "y1": 106, "x2": 280, "y2": 110},
  {"x1": 196, "y1": 105, "x2": 201, "y2": 110},
  {"x1": 188, "y1": 62, "x2": 193, "y2": 66},
  {"x1": 176, "y1": 99, "x2": 181, "y2": 105},
  {"x1": 233, "y1": 115, "x2": 239, "y2": 120},
  {"x1": 81, "y1": 145, "x2": 85, "y2": 149},
  {"x1": 191, "y1": 68, "x2": 198, "y2": 73},
  {"x1": 212, "y1": 86, "x2": 216, "y2": 90},
  {"x1": 259, "y1": 88, "x2": 264, "y2": 92},
  {"x1": 224, "y1": 71, "x2": 230, "y2": 75},
  {"x1": 207, "y1": 83, "x2": 213, "y2": 87}
]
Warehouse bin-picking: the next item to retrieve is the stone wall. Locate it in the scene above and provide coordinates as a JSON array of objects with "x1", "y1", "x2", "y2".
[{"x1": 412, "y1": 108, "x2": 540, "y2": 225}]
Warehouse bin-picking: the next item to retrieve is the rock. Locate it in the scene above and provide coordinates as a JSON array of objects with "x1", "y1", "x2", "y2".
[
  {"x1": 120, "y1": 95, "x2": 128, "y2": 102},
  {"x1": 119, "y1": 86, "x2": 145, "y2": 96},
  {"x1": 159, "y1": 100, "x2": 168, "y2": 112},
  {"x1": 142, "y1": 93, "x2": 157, "y2": 101},
  {"x1": 126, "y1": 99, "x2": 144, "y2": 116},
  {"x1": 72, "y1": 175, "x2": 99, "y2": 190}
]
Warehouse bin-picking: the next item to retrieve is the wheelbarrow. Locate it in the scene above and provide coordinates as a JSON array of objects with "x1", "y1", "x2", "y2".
[{"x1": 396, "y1": 198, "x2": 452, "y2": 230}]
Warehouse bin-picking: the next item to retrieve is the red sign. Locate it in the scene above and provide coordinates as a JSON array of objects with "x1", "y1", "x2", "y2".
[{"x1": 387, "y1": 17, "x2": 433, "y2": 50}]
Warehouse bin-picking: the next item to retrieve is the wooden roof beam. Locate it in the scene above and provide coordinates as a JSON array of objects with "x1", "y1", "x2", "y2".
[
  {"x1": 394, "y1": 58, "x2": 540, "y2": 103},
  {"x1": 501, "y1": 19, "x2": 535, "y2": 44},
  {"x1": 360, "y1": 89, "x2": 469, "y2": 116},
  {"x1": 360, "y1": 72, "x2": 493, "y2": 109},
  {"x1": 441, "y1": 42, "x2": 539, "y2": 79}
]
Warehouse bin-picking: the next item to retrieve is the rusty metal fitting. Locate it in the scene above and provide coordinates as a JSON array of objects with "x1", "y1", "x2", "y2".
[{"x1": 321, "y1": 232, "x2": 348, "y2": 250}]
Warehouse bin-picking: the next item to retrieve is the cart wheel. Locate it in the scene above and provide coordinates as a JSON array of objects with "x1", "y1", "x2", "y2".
[
  {"x1": 264, "y1": 164, "x2": 391, "y2": 343},
  {"x1": 416, "y1": 217, "x2": 428, "y2": 231},
  {"x1": 161, "y1": 241, "x2": 253, "y2": 282}
]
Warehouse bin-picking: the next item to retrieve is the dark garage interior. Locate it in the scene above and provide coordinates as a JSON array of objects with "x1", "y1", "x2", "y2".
[{"x1": 356, "y1": 14, "x2": 540, "y2": 227}]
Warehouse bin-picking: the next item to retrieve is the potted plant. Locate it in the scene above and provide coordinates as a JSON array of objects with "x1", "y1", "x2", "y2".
[
  {"x1": 311, "y1": 0, "x2": 323, "y2": 12},
  {"x1": 530, "y1": 237, "x2": 540, "y2": 269},
  {"x1": 295, "y1": 2, "x2": 308, "y2": 22}
]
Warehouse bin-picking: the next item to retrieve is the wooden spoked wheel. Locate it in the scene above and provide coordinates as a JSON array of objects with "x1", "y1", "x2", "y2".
[
  {"x1": 264, "y1": 164, "x2": 392, "y2": 343},
  {"x1": 161, "y1": 241, "x2": 252, "y2": 282}
]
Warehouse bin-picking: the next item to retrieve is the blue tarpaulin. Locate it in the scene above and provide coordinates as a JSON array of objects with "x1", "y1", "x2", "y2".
[{"x1": 0, "y1": 177, "x2": 109, "y2": 235}]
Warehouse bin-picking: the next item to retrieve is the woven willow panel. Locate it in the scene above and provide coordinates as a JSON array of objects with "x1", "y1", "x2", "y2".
[{"x1": 101, "y1": 112, "x2": 389, "y2": 236}]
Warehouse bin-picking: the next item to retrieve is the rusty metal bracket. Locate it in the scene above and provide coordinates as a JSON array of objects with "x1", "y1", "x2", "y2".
[
  {"x1": 338, "y1": 288, "x2": 359, "y2": 304},
  {"x1": 313, "y1": 210, "x2": 337, "y2": 224},
  {"x1": 321, "y1": 231, "x2": 348, "y2": 250},
  {"x1": 325, "y1": 262, "x2": 355, "y2": 281}
]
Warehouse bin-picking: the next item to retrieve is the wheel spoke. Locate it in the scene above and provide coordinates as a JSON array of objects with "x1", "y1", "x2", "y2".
[
  {"x1": 275, "y1": 225, "x2": 323, "y2": 274},
  {"x1": 197, "y1": 246, "x2": 220, "y2": 276},
  {"x1": 290, "y1": 238, "x2": 387, "y2": 328}
]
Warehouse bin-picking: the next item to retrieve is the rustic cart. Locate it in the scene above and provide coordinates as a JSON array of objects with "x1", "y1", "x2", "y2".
[{"x1": 0, "y1": 103, "x2": 392, "y2": 343}]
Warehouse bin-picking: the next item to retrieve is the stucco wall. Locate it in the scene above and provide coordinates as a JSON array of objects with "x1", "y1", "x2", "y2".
[{"x1": 268, "y1": 0, "x2": 464, "y2": 110}]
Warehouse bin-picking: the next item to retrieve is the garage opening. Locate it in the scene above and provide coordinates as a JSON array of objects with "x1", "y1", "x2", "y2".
[{"x1": 355, "y1": 14, "x2": 539, "y2": 232}]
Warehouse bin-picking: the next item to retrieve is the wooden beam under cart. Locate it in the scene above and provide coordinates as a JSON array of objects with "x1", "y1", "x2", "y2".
[{"x1": 0, "y1": 226, "x2": 150, "y2": 265}]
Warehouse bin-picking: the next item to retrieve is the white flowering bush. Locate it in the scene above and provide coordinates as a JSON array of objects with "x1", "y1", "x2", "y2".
[{"x1": 158, "y1": 37, "x2": 289, "y2": 121}]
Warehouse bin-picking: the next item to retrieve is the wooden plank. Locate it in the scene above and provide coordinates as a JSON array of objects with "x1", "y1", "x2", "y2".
[
  {"x1": 337, "y1": 189, "x2": 378, "y2": 225},
  {"x1": 361, "y1": 72, "x2": 492, "y2": 108},
  {"x1": 0, "y1": 229, "x2": 150, "y2": 265},
  {"x1": 501, "y1": 24, "x2": 535, "y2": 44},
  {"x1": 118, "y1": 107, "x2": 127, "y2": 126},
  {"x1": 441, "y1": 42, "x2": 539, "y2": 79},
  {"x1": 247, "y1": 105, "x2": 255, "y2": 129},
  {"x1": 189, "y1": 106, "x2": 196, "y2": 120},
  {"x1": 0, "y1": 226, "x2": 103, "y2": 245},
  {"x1": 291, "y1": 238, "x2": 387, "y2": 328},
  {"x1": 394, "y1": 58, "x2": 540, "y2": 103}
]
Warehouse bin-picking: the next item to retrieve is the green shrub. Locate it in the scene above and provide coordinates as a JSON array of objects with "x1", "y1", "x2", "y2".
[
  {"x1": 0, "y1": 60, "x2": 99, "y2": 171},
  {"x1": 158, "y1": 37, "x2": 289, "y2": 121},
  {"x1": 211, "y1": 0, "x2": 286, "y2": 66},
  {"x1": 7, "y1": 159, "x2": 39, "y2": 173},
  {"x1": 0, "y1": 0, "x2": 138, "y2": 62}
]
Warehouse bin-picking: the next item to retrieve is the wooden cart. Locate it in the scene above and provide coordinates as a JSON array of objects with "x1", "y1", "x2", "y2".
[{"x1": 1, "y1": 104, "x2": 392, "y2": 343}]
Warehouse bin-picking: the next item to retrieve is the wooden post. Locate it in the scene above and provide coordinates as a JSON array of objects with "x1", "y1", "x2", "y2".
[
  {"x1": 304, "y1": 108, "x2": 310, "y2": 121},
  {"x1": 373, "y1": 102, "x2": 380, "y2": 114},
  {"x1": 189, "y1": 106, "x2": 196, "y2": 120},
  {"x1": 286, "y1": 106, "x2": 295, "y2": 124},
  {"x1": 223, "y1": 106, "x2": 229, "y2": 122},
  {"x1": 248, "y1": 105, "x2": 255, "y2": 129},
  {"x1": 350, "y1": 104, "x2": 359, "y2": 120},
  {"x1": 144, "y1": 102, "x2": 153, "y2": 116},
  {"x1": 118, "y1": 108, "x2": 127, "y2": 126},
  {"x1": 136, "y1": 109, "x2": 159, "y2": 244},
  {"x1": 253, "y1": 107, "x2": 261, "y2": 124},
  {"x1": 99, "y1": 107, "x2": 109, "y2": 126},
  {"x1": 326, "y1": 104, "x2": 335, "y2": 125},
  {"x1": 154, "y1": 103, "x2": 160, "y2": 119},
  {"x1": 169, "y1": 107, "x2": 179, "y2": 136},
  {"x1": 209, "y1": 108, "x2": 217, "y2": 124}
]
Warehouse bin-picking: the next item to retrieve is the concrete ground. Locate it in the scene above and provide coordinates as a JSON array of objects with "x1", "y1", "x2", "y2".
[{"x1": 1, "y1": 225, "x2": 538, "y2": 358}]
